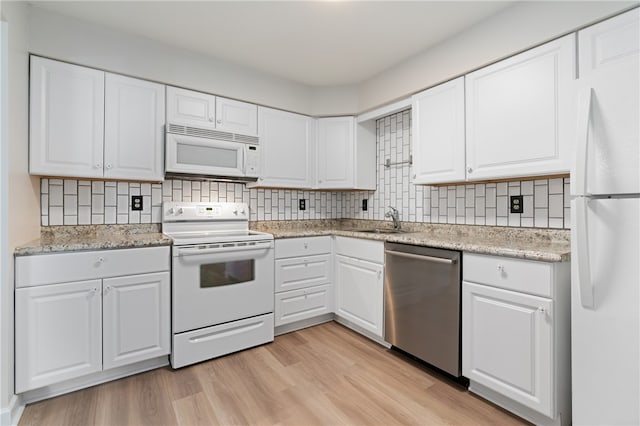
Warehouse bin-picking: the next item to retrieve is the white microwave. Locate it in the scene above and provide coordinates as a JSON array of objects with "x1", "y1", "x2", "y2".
[{"x1": 166, "y1": 124, "x2": 260, "y2": 181}]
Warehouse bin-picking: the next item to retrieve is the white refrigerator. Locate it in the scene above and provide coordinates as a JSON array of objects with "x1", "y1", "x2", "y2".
[{"x1": 571, "y1": 8, "x2": 640, "y2": 426}]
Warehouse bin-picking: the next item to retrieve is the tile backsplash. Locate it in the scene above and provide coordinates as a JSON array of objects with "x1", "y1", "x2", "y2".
[
  {"x1": 39, "y1": 110, "x2": 570, "y2": 229},
  {"x1": 342, "y1": 110, "x2": 570, "y2": 229},
  {"x1": 40, "y1": 179, "x2": 342, "y2": 226}
]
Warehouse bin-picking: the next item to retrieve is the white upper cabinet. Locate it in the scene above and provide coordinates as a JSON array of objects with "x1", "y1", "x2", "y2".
[
  {"x1": 316, "y1": 117, "x2": 376, "y2": 190},
  {"x1": 166, "y1": 87, "x2": 258, "y2": 137},
  {"x1": 465, "y1": 34, "x2": 575, "y2": 181},
  {"x1": 30, "y1": 56, "x2": 105, "y2": 178},
  {"x1": 30, "y1": 57, "x2": 165, "y2": 181},
  {"x1": 166, "y1": 86, "x2": 216, "y2": 130},
  {"x1": 412, "y1": 77, "x2": 466, "y2": 184},
  {"x1": 317, "y1": 117, "x2": 355, "y2": 189},
  {"x1": 576, "y1": 9, "x2": 639, "y2": 196},
  {"x1": 215, "y1": 96, "x2": 258, "y2": 136},
  {"x1": 104, "y1": 73, "x2": 165, "y2": 181},
  {"x1": 251, "y1": 106, "x2": 314, "y2": 188}
]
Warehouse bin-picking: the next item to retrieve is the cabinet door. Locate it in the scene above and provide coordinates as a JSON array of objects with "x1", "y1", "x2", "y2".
[
  {"x1": 166, "y1": 86, "x2": 216, "y2": 130},
  {"x1": 253, "y1": 106, "x2": 314, "y2": 188},
  {"x1": 29, "y1": 56, "x2": 105, "y2": 178},
  {"x1": 465, "y1": 35, "x2": 575, "y2": 180},
  {"x1": 334, "y1": 255, "x2": 383, "y2": 337},
  {"x1": 576, "y1": 9, "x2": 639, "y2": 196},
  {"x1": 412, "y1": 77, "x2": 466, "y2": 184},
  {"x1": 462, "y1": 281, "x2": 553, "y2": 417},
  {"x1": 103, "y1": 272, "x2": 170, "y2": 370},
  {"x1": 15, "y1": 280, "x2": 102, "y2": 393},
  {"x1": 216, "y1": 96, "x2": 258, "y2": 136},
  {"x1": 104, "y1": 74, "x2": 165, "y2": 181},
  {"x1": 317, "y1": 117, "x2": 355, "y2": 189},
  {"x1": 275, "y1": 284, "x2": 333, "y2": 327}
]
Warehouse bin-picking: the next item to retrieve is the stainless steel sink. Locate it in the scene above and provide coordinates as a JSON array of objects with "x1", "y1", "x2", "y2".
[{"x1": 348, "y1": 228, "x2": 407, "y2": 234}]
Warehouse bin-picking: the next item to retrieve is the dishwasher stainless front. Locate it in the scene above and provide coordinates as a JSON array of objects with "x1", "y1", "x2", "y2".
[{"x1": 384, "y1": 242, "x2": 461, "y2": 377}]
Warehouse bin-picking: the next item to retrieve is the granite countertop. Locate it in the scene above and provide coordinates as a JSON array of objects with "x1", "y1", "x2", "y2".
[
  {"x1": 251, "y1": 220, "x2": 571, "y2": 263},
  {"x1": 14, "y1": 224, "x2": 172, "y2": 256}
]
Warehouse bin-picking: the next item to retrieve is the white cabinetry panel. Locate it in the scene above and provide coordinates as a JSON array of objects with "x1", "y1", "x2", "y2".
[
  {"x1": 335, "y1": 254, "x2": 383, "y2": 337},
  {"x1": 103, "y1": 272, "x2": 170, "y2": 369},
  {"x1": 104, "y1": 73, "x2": 165, "y2": 181},
  {"x1": 166, "y1": 86, "x2": 216, "y2": 130},
  {"x1": 216, "y1": 97, "x2": 258, "y2": 136},
  {"x1": 253, "y1": 106, "x2": 314, "y2": 188},
  {"x1": 317, "y1": 117, "x2": 355, "y2": 189},
  {"x1": 465, "y1": 35, "x2": 575, "y2": 180},
  {"x1": 463, "y1": 282, "x2": 553, "y2": 417},
  {"x1": 29, "y1": 56, "x2": 105, "y2": 178},
  {"x1": 275, "y1": 284, "x2": 333, "y2": 326},
  {"x1": 412, "y1": 77, "x2": 466, "y2": 184},
  {"x1": 15, "y1": 280, "x2": 102, "y2": 393}
]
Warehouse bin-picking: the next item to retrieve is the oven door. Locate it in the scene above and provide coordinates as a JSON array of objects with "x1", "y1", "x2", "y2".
[
  {"x1": 172, "y1": 240, "x2": 274, "y2": 333},
  {"x1": 166, "y1": 133, "x2": 245, "y2": 177}
]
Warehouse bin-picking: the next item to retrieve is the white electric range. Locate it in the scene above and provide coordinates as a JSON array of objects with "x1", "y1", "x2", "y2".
[{"x1": 163, "y1": 201, "x2": 274, "y2": 368}]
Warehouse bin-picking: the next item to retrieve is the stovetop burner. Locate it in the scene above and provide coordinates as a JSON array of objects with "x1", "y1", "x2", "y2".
[{"x1": 162, "y1": 201, "x2": 273, "y2": 245}]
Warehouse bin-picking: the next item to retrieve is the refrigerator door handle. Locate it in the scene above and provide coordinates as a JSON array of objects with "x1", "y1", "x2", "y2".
[
  {"x1": 576, "y1": 197, "x2": 594, "y2": 308},
  {"x1": 575, "y1": 87, "x2": 593, "y2": 196}
]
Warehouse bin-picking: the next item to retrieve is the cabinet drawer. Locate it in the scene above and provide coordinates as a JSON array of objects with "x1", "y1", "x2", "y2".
[
  {"x1": 275, "y1": 284, "x2": 333, "y2": 327},
  {"x1": 334, "y1": 236, "x2": 384, "y2": 264},
  {"x1": 463, "y1": 253, "x2": 553, "y2": 297},
  {"x1": 15, "y1": 246, "x2": 170, "y2": 288},
  {"x1": 275, "y1": 236, "x2": 331, "y2": 259},
  {"x1": 275, "y1": 254, "x2": 331, "y2": 292}
]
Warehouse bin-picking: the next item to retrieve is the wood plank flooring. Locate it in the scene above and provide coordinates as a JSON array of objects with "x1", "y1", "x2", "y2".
[{"x1": 19, "y1": 322, "x2": 529, "y2": 425}]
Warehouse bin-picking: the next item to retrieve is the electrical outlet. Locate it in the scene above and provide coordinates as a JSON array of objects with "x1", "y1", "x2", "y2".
[
  {"x1": 362, "y1": 199, "x2": 368, "y2": 211},
  {"x1": 299, "y1": 199, "x2": 306, "y2": 211},
  {"x1": 131, "y1": 195, "x2": 143, "y2": 211},
  {"x1": 510, "y1": 195, "x2": 524, "y2": 214}
]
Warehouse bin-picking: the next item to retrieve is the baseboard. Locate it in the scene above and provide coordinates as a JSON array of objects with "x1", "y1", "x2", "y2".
[
  {"x1": 274, "y1": 314, "x2": 334, "y2": 336},
  {"x1": 333, "y1": 316, "x2": 391, "y2": 348},
  {"x1": 19, "y1": 356, "x2": 169, "y2": 405},
  {"x1": 0, "y1": 394, "x2": 24, "y2": 426},
  {"x1": 469, "y1": 381, "x2": 565, "y2": 426}
]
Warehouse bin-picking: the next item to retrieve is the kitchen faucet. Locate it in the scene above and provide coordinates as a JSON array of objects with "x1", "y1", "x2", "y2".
[{"x1": 385, "y1": 206, "x2": 400, "y2": 230}]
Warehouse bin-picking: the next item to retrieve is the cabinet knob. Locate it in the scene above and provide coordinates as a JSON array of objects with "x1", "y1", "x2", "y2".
[
  {"x1": 104, "y1": 285, "x2": 112, "y2": 295},
  {"x1": 216, "y1": 119, "x2": 222, "y2": 124},
  {"x1": 95, "y1": 163, "x2": 102, "y2": 169},
  {"x1": 106, "y1": 164, "x2": 112, "y2": 170},
  {"x1": 497, "y1": 264, "x2": 504, "y2": 272},
  {"x1": 537, "y1": 306, "x2": 546, "y2": 314},
  {"x1": 377, "y1": 270, "x2": 382, "y2": 280},
  {"x1": 97, "y1": 257, "x2": 105, "y2": 264},
  {"x1": 467, "y1": 166, "x2": 473, "y2": 173},
  {"x1": 209, "y1": 116, "x2": 214, "y2": 122},
  {"x1": 91, "y1": 287, "x2": 98, "y2": 295},
  {"x1": 304, "y1": 243, "x2": 308, "y2": 249}
]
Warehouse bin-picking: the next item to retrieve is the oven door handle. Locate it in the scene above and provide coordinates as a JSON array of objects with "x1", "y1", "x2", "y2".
[{"x1": 177, "y1": 242, "x2": 273, "y2": 256}]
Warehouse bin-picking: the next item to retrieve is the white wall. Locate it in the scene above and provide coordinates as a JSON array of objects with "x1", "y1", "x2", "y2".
[
  {"x1": 27, "y1": 5, "x2": 322, "y2": 115},
  {"x1": 357, "y1": 1, "x2": 636, "y2": 112},
  {"x1": 1, "y1": 1, "x2": 38, "y2": 422}
]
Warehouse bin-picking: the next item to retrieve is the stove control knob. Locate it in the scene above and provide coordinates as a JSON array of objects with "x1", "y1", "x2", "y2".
[
  {"x1": 240, "y1": 209, "x2": 246, "y2": 215},
  {"x1": 233, "y1": 209, "x2": 238, "y2": 215},
  {"x1": 167, "y1": 208, "x2": 174, "y2": 215},
  {"x1": 177, "y1": 208, "x2": 183, "y2": 215}
]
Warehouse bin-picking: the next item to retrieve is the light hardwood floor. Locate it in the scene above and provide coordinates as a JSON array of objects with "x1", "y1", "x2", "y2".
[{"x1": 19, "y1": 322, "x2": 529, "y2": 425}]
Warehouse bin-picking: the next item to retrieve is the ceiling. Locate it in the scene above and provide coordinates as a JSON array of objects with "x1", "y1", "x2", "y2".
[{"x1": 28, "y1": 1, "x2": 516, "y2": 87}]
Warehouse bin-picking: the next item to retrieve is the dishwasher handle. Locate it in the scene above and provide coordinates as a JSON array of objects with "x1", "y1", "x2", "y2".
[{"x1": 385, "y1": 249, "x2": 457, "y2": 264}]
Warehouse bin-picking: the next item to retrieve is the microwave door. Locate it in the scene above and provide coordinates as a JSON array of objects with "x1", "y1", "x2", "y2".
[{"x1": 166, "y1": 134, "x2": 244, "y2": 176}]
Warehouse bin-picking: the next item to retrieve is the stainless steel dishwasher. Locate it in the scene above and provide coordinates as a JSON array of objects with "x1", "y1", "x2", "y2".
[{"x1": 384, "y1": 242, "x2": 461, "y2": 377}]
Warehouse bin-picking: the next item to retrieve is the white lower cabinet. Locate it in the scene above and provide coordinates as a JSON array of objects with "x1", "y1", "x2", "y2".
[
  {"x1": 102, "y1": 272, "x2": 170, "y2": 370},
  {"x1": 333, "y1": 237, "x2": 384, "y2": 339},
  {"x1": 462, "y1": 253, "x2": 570, "y2": 426},
  {"x1": 15, "y1": 247, "x2": 170, "y2": 394},
  {"x1": 15, "y1": 280, "x2": 103, "y2": 393},
  {"x1": 274, "y1": 237, "x2": 333, "y2": 330}
]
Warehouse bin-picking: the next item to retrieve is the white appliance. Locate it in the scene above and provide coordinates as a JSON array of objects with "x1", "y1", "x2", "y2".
[
  {"x1": 163, "y1": 202, "x2": 274, "y2": 368},
  {"x1": 165, "y1": 124, "x2": 260, "y2": 181},
  {"x1": 571, "y1": 9, "x2": 640, "y2": 425}
]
